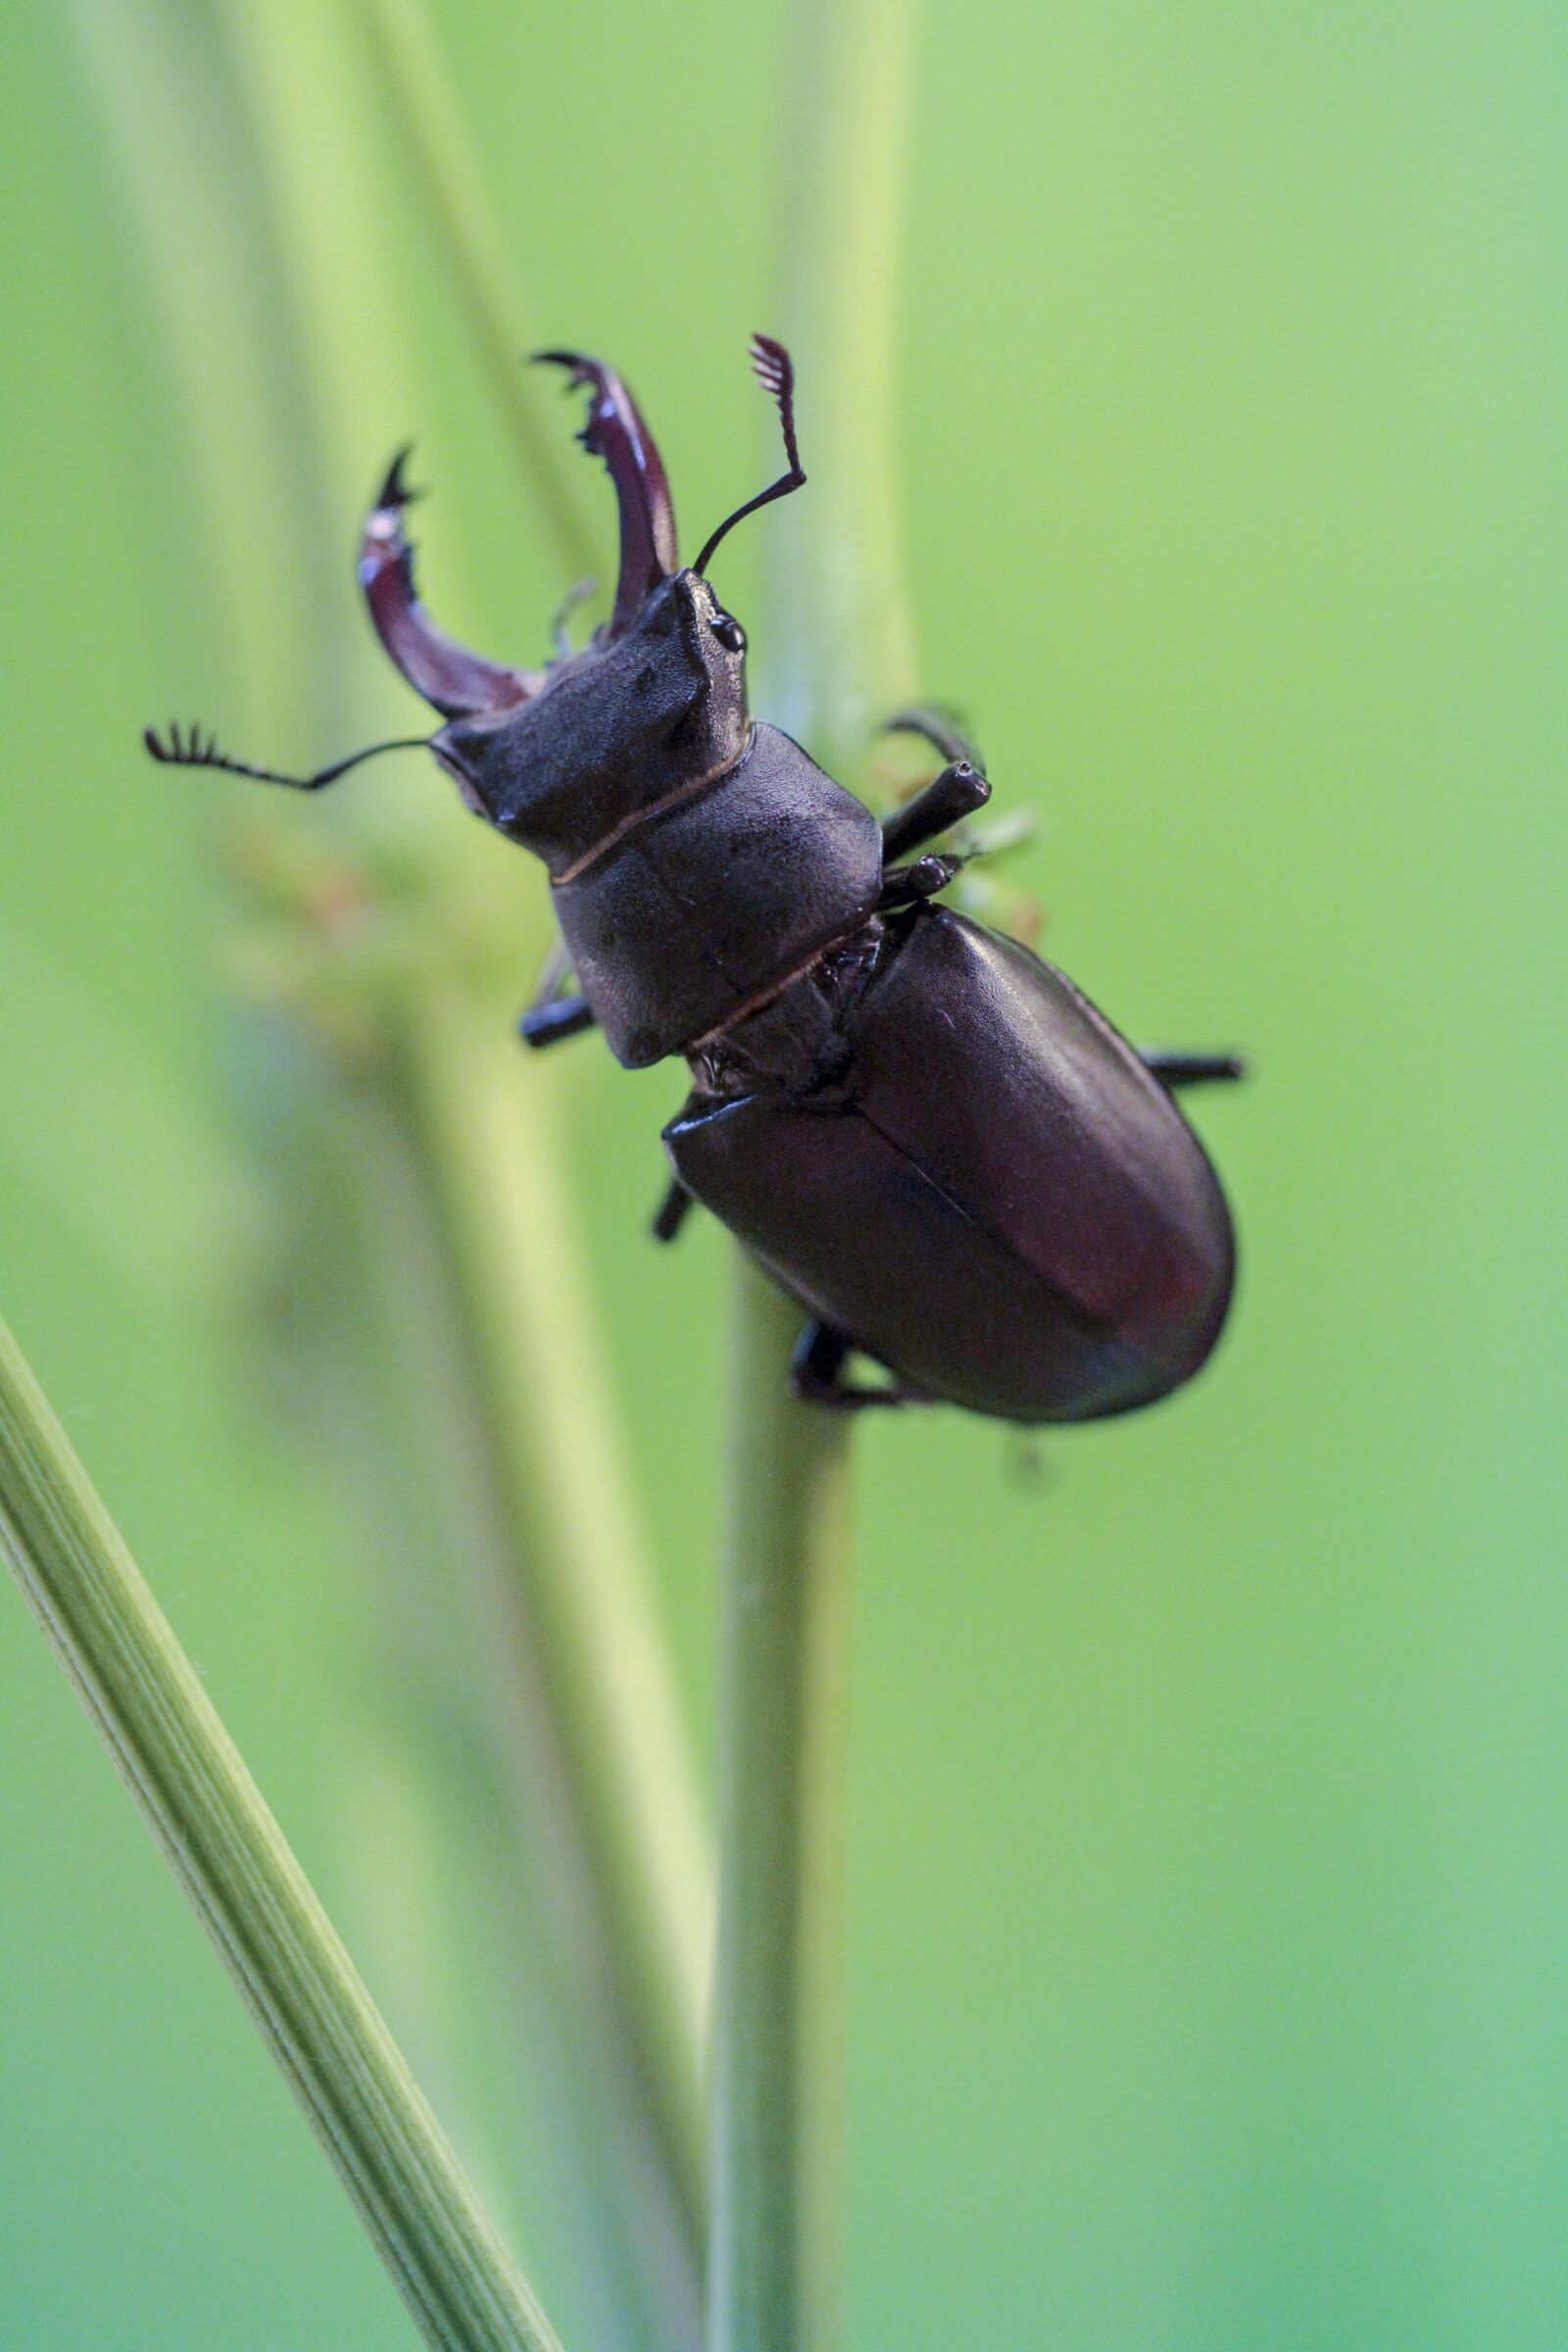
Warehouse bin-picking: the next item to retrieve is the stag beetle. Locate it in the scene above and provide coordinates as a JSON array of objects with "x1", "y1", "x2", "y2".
[{"x1": 149, "y1": 336, "x2": 1243, "y2": 1420}]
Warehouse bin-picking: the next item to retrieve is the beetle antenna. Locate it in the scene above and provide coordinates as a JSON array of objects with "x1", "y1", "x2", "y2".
[
  {"x1": 693, "y1": 333, "x2": 808, "y2": 579},
  {"x1": 143, "y1": 720, "x2": 433, "y2": 793}
]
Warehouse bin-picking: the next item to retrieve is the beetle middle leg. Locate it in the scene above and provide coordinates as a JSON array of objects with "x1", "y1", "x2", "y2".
[
  {"x1": 520, "y1": 994, "x2": 597, "y2": 1048},
  {"x1": 791, "y1": 1319, "x2": 930, "y2": 1410},
  {"x1": 876, "y1": 853, "x2": 965, "y2": 911}
]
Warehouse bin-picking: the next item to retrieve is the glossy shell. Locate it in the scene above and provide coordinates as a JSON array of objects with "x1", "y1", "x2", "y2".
[{"x1": 665, "y1": 907, "x2": 1236, "y2": 1422}]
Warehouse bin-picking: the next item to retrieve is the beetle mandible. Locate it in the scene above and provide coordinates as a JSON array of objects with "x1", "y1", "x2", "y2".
[{"x1": 149, "y1": 335, "x2": 1243, "y2": 1420}]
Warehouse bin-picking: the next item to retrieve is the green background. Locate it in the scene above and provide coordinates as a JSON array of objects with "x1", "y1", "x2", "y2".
[{"x1": 3, "y1": 2, "x2": 1566, "y2": 2346}]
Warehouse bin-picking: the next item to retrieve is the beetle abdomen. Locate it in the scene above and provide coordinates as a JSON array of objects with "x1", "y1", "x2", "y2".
[
  {"x1": 554, "y1": 721, "x2": 883, "y2": 1066},
  {"x1": 665, "y1": 908, "x2": 1236, "y2": 1422}
]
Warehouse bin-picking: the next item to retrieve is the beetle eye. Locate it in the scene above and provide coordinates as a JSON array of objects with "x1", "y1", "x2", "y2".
[{"x1": 710, "y1": 613, "x2": 746, "y2": 655}]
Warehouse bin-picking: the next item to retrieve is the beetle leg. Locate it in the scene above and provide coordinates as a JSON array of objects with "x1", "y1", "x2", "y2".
[
  {"x1": 519, "y1": 992, "x2": 598, "y2": 1050},
  {"x1": 1140, "y1": 1051, "x2": 1248, "y2": 1090},
  {"x1": 517, "y1": 932, "x2": 599, "y2": 1050},
  {"x1": 531, "y1": 930, "x2": 574, "y2": 1003},
  {"x1": 883, "y1": 706, "x2": 986, "y2": 772},
  {"x1": 359, "y1": 450, "x2": 539, "y2": 717},
  {"x1": 550, "y1": 574, "x2": 599, "y2": 661},
  {"x1": 651, "y1": 1179, "x2": 696, "y2": 1244},
  {"x1": 877, "y1": 853, "x2": 965, "y2": 910},
  {"x1": 880, "y1": 760, "x2": 991, "y2": 861},
  {"x1": 791, "y1": 1320, "x2": 931, "y2": 1410}
]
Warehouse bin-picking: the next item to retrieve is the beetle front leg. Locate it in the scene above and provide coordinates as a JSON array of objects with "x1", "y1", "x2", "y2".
[
  {"x1": 879, "y1": 711, "x2": 991, "y2": 862},
  {"x1": 791, "y1": 1320, "x2": 931, "y2": 1410},
  {"x1": 880, "y1": 761, "x2": 991, "y2": 863},
  {"x1": 884, "y1": 707, "x2": 985, "y2": 770},
  {"x1": 517, "y1": 932, "x2": 600, "y2": 1051},
  {"x1": 519, "y1": 994, "x2": 597, "y2": 1049},
  {"x1": 877, "y1": 853, "x2": 965, "y2": 911}
]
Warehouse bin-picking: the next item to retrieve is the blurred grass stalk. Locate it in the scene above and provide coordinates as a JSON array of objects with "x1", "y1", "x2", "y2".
[
  {"x1": 72, "y1": 0, "x2": 709, "y2": 2343},
  {"x1": 708, "y1": 6, "x2": 920, "y2": 2352},
  {"x1": 0, "y1": 1310, "x2": 563, "y2": 2352}
]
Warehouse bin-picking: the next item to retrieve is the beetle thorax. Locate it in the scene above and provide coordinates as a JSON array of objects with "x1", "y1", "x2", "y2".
[{"x1": 432, "y1": 570, "x2": 750, "y2": 877}]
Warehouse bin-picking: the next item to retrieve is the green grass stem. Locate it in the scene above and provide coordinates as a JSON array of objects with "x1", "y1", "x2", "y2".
[
  {"x1": 0, "y1": 1308, "x2": 562, "y2": 2352},
  {"x1": 709, "y1": 1268, "x2": 857, "y2": 2352}
]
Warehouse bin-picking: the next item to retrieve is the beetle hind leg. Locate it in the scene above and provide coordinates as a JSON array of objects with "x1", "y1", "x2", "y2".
[
  {"x1": 791, "y1": 1320, "x2": 931, "y2": 1410},
  {"x1": 1140, "y1": 1050, "x2": 1248, "y2": 1091}
]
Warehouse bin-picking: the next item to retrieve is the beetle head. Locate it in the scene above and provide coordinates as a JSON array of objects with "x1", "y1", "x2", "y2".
[
  {"x1": 530, "y1": 333, "x2": 802, "y2": 655},
  {"x1": 432, "y1": 567, "x2": 751, "y2": 874},
  {"x1": 148, "y1": 341, "x2": 794, "y2": 837},
  {"x1": 357, "y1": 338, "x2": 799, "y2": 872}
]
